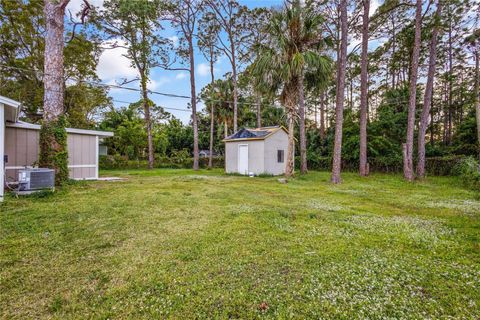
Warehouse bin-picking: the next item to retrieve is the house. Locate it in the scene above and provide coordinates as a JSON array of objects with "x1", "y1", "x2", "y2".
[
  {"x1": 198, "y1": 150, "x2": 218, "y2": 158},
  {"x1": 1, "y1": 95, "x2": 113, "y2": 201},
  {"x1": 223, "y1": 126, "x2": 290, "y2": 176},
  {"x1": 99, "y1": 141, "x2": 109, "y2": 156}
]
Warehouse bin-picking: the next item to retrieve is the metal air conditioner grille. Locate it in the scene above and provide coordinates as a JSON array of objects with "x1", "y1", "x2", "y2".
[{"x1": 29, "y1": 170, "x2": 55, "y2": 190}]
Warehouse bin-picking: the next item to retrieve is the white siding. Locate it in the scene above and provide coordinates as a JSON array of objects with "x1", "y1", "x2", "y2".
[
  {"x1": 263, "y1": 129, "x2": 289, "y2": 175},
  {"x1": 225, "y1": 140, "x2": 265, "y2": 174},
  {"x1": 4, "y1": 127, "x2": 39, "y2": 180},
  {"x1": 5, "y1": 127, "x2": 101, "y2": 181},
  {"x1": 67, "y1": 133, "x2": 97, "y2": 179},
  {"x1": 224, "y1": 128, "x2": 289, "y2": 176},
  {"x1": 0, "y1": 104, "x2": 4, "y2": 200}
]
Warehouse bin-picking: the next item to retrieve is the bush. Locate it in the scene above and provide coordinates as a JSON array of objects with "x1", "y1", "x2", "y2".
[
  {"x1": 425, "y1": 156, "x2": 467, "y2": 176},
  {"x1": 101, "y1": 153, "x2": 467, "y2": 177},
  {"x1": 453, "y1": 156, "x2": 480, "y2": 191},
  {"x1": 38, "y1": 117, "x2": 69, "y2": 185},
  {"x1": 99, "y1": 154, "x2": 130, "y2": 169},
  {"x1": 99, "y1": 154, "x2": 224, "y2": 170},
  {"x1": 302, "y1": 154, "x2": 467, "y2": 176},
  {"x1": 170, "y1": 149, "x2": 191, "y2": 165}
]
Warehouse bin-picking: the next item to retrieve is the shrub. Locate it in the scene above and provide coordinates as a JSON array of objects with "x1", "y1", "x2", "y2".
[
  {"x1": 425, "y1": 156, "x2": 466, "y2": 176},
  {"x1": 99, "y1": 154, "x2": 130, "y2": 169},
  {"x1": 170, "y1": 149, "x2": 191, "y2": 165},
  {"x1": 99, "y1": 154, "x2": 224, "y2": 170},
  {"x1": 453, "y1": 156, "x2": 480, "y2": 191},
  {"x1": 38, "y1": 117, "x2": 69, "y2": 185},
  {"x1": 101, "y1": 153, "x2": 467, "y2": 177},
  {"x1": 302, "y1": 154, "x2": 466, "y2": 176}
]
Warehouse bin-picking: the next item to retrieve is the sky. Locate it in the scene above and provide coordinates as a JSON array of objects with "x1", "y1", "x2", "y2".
[{"x1": 66, "y1": 0, "x2": 381, "y2": 123}]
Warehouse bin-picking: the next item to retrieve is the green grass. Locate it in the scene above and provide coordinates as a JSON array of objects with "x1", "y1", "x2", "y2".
[{"x1": 1, "y1": 169, "x2": 479, "y2": 319}]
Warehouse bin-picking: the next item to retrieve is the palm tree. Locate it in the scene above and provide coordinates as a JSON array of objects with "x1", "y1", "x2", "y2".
[
  {"x1": 240, "y1": 65, "x2": 272, "y2": 129},
  {"x1": 215, "y1": 78, "x2": 234, "y2": 138},
  {"x1": 202, "y1": 78, "x2": 234, "y2": 139},
  {"x1": 252, "y1": 0, "x2": 331, "y2": 177}
]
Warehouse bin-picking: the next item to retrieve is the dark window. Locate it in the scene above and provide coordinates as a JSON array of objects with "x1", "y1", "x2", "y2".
[{"x1": 277, "y1": 150, "x2": 284, "y2": 163}]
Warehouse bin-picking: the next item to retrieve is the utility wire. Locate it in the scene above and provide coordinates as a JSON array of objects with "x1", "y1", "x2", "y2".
[
  {"x1": 3, "y1": 64, "x2": 445, "y2": 110},
  {"x1": 0, "y1": 64, "x2": 280, "y2": 107},
  {"x1": 0, "y1": 64, "x2": 190, "y2": 99},
  {"x1": 112, "y1": 99, "x2": 192, "y2": 113}
]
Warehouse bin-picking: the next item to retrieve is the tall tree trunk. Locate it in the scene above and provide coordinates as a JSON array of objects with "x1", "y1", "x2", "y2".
[
  {"x1": 224, "y1": 119, "x2": 228, "y2": 138},
  {"x1": 442, "y1": 78, "x2": 448, "y2": 144},
  {"x1": 208, "y1": 51, "x2": 215, "y2": 169},
  {"x1": 391, "y1": 15, "x2": 396, "y2": 89},
  {"x1": 43, "y1": 1, "x2": 66, "y2": 122},
  {"x1": 285, "y1": 107, "x2": 296, "y2": 178},
  {"x1": 417, "y1": 1, "x2": 442, "y2": 178},
  {"x1": 331, "y1": 0, "x2": 348, "y2": 184},
  {"x1": 208, "y1": 105, "x2": 215, "y2": 169},
  {"x1": 320, "y1": 91, "x2": 326, "y2": 140},
  {"x1": 359, "y1": 0, "x2": 370, "y2": 176},
  {"x1": 40, "y1": 0, "x2": 70, "y2": 185},
  {"x1": 140, "y1": 76, "x2": 154, "y2": 169},
  {"x1": 430, "y1": 104, "x2": 435, "y2": 146},
  {"x1": 403, "y1": 0, "x2": 422, "y2": 181},
  {"x1": 475, "y1": 49, "x2": 480, "y2": 156},
  {"x1": 446, "y1": 14, "x2": 453, "y2": 145},
  {"x1": 298, "y1": 72, "x2": 307, "y2": 174},
  {"x1": 188, "y1": 36, "x2": 199, "y2": 170},
  {"x1": 349, "y1": 79, "x2": 353, "y2": 109},
  {"x1": 256, "y1": 93, "x2": 261, "y2": 128},
  {"x1": 231, "y1": 41, "x2": 238, "y2": 133}
]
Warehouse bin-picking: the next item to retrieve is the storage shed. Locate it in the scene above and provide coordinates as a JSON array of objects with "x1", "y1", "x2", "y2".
[
  {"x1": 1, "y1": 95, "x2": 113, "y2": 201},
  {"x1": 223, "y1": 126, "x2": 290, "y2": 176}
]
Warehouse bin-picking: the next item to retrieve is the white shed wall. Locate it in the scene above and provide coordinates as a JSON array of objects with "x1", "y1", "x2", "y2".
[
  {"x1": 263, "y1": 129, "x2": 289, "y2": 175},
  {"x1": 4, "y1": 126, "x2": 100, "y2": 181},
  {"x1": 225, "y1": 140, "x2": 265, "y2": 174},
  {"x1": 0, "y1": 104, "x2": 4, "y2": 201},
  {"x1": 67, "y1": 133, "x2": 97, "y2": 179}
]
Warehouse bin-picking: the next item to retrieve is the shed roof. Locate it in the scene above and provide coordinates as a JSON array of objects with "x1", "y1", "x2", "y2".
[
  {"x1": 223, "y1": 126, "x2": 288, "y2": 142},
  {"x1": 0, "y1": 95, "x2": 113, "y2": 137},
  {"x1": 6, "y1": 121, "x2": 114, "y2": 137},
  {"x1": 0, "y1": 95, "x2": 21, "y2": 122}
]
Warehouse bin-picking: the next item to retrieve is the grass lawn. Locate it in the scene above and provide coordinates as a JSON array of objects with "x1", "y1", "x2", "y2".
[{"x1": 1, "y1": 169, "x2": 479, "y2": 319}]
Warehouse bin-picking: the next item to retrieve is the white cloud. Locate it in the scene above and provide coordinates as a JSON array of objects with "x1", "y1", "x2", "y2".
[
  {"x1": 105, "y1": 79, "x2": 125, "y2": 93},
  {"x1": 175, "y1": 72, "x2": 188, "y2": 80},
  {"x1": 370, "y1": 0, "x2": 380, "y2": 17},
  {"x1": 197, "y1": 63, "x2": 210, "y2": 77},
  {"x1": 96, "y1": 40, "x2": 174, "y2": 95},
  {"x1": 97, "y1": 40, "x2": 138, "y2": 81},
  {"x1": 348, "y1": 38, "x2": 362, "y2": 53},
  {"x1": 148, "y1": 77, "x2": 171, "y2": 90},
  {"x1": 215, "y1": 55, "x2": 225, "y2": 65},
  {"x1": 67, "y1": 0, "x2": 104, "y2": 18},
  {"x1": 105, "y1": 76, "x2": 170, "y2": 94},
  {"x1": 168, "y1": 36, "x2": 179, "y2": 47}
]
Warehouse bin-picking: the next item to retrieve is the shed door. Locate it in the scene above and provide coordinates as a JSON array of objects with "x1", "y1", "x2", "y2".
[{"x1": 238, "y1": 144, "x2": 248, "y2": 175}]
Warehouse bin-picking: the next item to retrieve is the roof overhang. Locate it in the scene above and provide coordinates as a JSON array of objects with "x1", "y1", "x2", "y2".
[
  {"x1": 6, "y1": 121, "x2": 114, "y2": 137},
  {"x1": 223, "y1": 126, "x2": 289, "y2": 143},
  {"x1": 0, "y1": 95, "x2": 21, "y2": 122}
]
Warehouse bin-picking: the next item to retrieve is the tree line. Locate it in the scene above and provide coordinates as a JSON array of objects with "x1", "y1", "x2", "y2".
[{"x1": 0, "y1": 0, "x2": 479, "y2": 184}]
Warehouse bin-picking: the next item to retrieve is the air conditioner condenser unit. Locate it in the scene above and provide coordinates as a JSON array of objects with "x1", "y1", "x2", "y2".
[{"x1": 17, "y1": 168, "x2": 55, "y2": 194}]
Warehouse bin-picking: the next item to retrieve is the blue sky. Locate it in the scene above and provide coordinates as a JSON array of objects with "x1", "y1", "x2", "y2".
[
  {"x1": 66, "y1": 0, "x2": 382, "y2": 123},
  {"x1": 66, "y1": 0, "x2": 286, "y2": 123}
]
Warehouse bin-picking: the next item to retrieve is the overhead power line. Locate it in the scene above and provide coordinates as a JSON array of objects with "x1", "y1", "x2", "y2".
[
  {"x1": 112, "y1": 99, "x2": 192, "y2": 113},
  {"x1": 0, "y1": 64, "x2": 279, "y2": 107},
  {"x1": 3, "y1": 64, "x2": 427, "y2": 111},
  {"x1": 0, "y1": 64, "x2": 191, "y2": 99}
]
